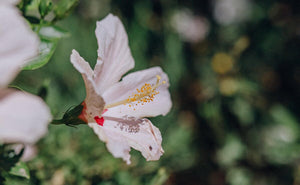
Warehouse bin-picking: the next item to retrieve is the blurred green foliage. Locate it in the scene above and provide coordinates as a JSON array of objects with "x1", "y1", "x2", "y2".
[
  {"x1": 6, "y1": 0, "x2": 300, "y2": 184},
  {"x1": 0, "y1": 145, "x2": 25, "y2": 184}
]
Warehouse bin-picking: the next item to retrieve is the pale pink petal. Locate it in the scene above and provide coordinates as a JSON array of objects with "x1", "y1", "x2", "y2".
[
  {"x1": 0, "y1": 0, "x2": 20, "y2": 5},
  {"x1": 13, "y1": 144, "x2": 37, "y2": 161},
  {"x1": 94, "y1": 14, "x2": 135, "y2": 93},
  {"x1": 0, "y1": 4, "x2": 39, "y2": 87},
  {"x1": 89, "y1": 117, "x2": 163, "y2": 164},
  {"x1": 102, "y1": 67, "x2": 172, "y2": 118},
  {"x1": 21, "y1": 145, "x2": 37, "y2": 161},
  {"x1": 0, "y1": 62, "x2": 21, "y2": 89},
  {"x1": 70, "y1": 50, "x2": 105, "y2": 122},
  {"x1": 0, "y1": 90, "x2": 51, "y2": 144}
]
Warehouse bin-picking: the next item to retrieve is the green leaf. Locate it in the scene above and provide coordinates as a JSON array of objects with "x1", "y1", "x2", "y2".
[
  {"x1": 23, "y1": 25, "x2": 69, "y2": 70},
  {"x1": 39, "y1": 25, "x2": 70, "y2": 40},
  {"x1": 23, "y1": 39, "x2": 57, "y2": 70},
  {"x1": 9, "y1": 162, "x2": 30, "y2": 179}
]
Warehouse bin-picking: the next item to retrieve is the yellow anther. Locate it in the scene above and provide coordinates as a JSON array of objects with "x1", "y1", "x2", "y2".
[{"x1": 156, "y1": 75, "x2": 161, "y2": 84}]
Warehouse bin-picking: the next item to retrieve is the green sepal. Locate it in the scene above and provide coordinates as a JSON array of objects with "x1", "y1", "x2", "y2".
[{"x1": 51, "y1": 103, "x2": 87, "y2": 127}]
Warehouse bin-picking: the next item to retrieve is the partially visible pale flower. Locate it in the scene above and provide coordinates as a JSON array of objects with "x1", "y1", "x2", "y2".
[
  {"x1": 0, "y1": 90, "x2": 51, "y2": 144},
  {"x1": 171, "y1": 9, "x2": 210, "y2": 43},
  {"x1": 0, "y1": 0, "x2": 20, "y2": 5},
  {"x1": 70, "y1": 14, "x2": 172, "y2": 164},
  {"x1": 0, "y1": 2, "x2": 51, "y2": 145},
  {"x1": 213, "y1": 0, "x2": 252, "y2": 25},
  {"x1": 0, "y1": 1, "x2": 39, "y2": 87}
]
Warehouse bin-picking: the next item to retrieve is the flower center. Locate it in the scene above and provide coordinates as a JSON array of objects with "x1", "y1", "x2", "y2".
[{"x1": 104, "y1": 75, "x2": 166, "y2": 109}]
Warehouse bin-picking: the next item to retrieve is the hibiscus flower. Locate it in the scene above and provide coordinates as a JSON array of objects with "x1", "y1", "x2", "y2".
[
  {"x1": 70, "y1": 14, "x2": 172, "y2": 164},
  {"x1": 0, "y1": 1, "x2": 51, "y2": 146}
]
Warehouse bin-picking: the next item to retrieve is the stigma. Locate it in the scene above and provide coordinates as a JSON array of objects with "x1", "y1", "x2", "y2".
[{"x1": 104, "y1": 75, "x2": 166, "y2": 109}]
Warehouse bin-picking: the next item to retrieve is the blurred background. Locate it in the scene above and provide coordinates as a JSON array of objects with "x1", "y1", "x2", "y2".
[{"x1": 10, "y1": 0, "x2": 300, "y2": 184}]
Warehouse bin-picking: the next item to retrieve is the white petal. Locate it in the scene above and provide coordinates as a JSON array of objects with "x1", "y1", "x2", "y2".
[
  {"x1": 102, "y1": 67, "x2": 172, "y2": 118},
  {"x1": 89, "y1": 117, "x2": 163, "y2": 164},
  {"x1": 0, "y1": 90, "x2": 51, "y2": 144},
  {"x1": 0, "y1": 4, "x2": 39, "y2": 87},
  {"x1": 70, "y1": 49, "x2": 94, "y2": 80},
  {"x1": 70, "y1": 50, "x2": 105, "y2": 122},
  {"x1": 94, "y1": 14, "x2": 135, "y2": 93},
  {"x1": 0, "y1": 62, "x2": 21, "y2": 89}
]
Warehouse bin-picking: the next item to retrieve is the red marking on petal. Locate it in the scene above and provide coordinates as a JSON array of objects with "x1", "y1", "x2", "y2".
[
  {"x1": 102, "y1": 109, "x2": 108, "y2": 114},
  {"x1": 78, "y1": 102, "x2": 88, "y2": 123},
  {"x1": 94, "y1": 116, "x2": 104, "y2": 126}
]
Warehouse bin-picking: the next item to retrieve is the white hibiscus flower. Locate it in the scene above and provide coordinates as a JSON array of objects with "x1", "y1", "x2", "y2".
[
  {"x1": 70, "y1": 14, "x2": 172, "y2": 164},
  {"x1": 0, "y1": 1, "x2": 51, "y2": 146}
]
